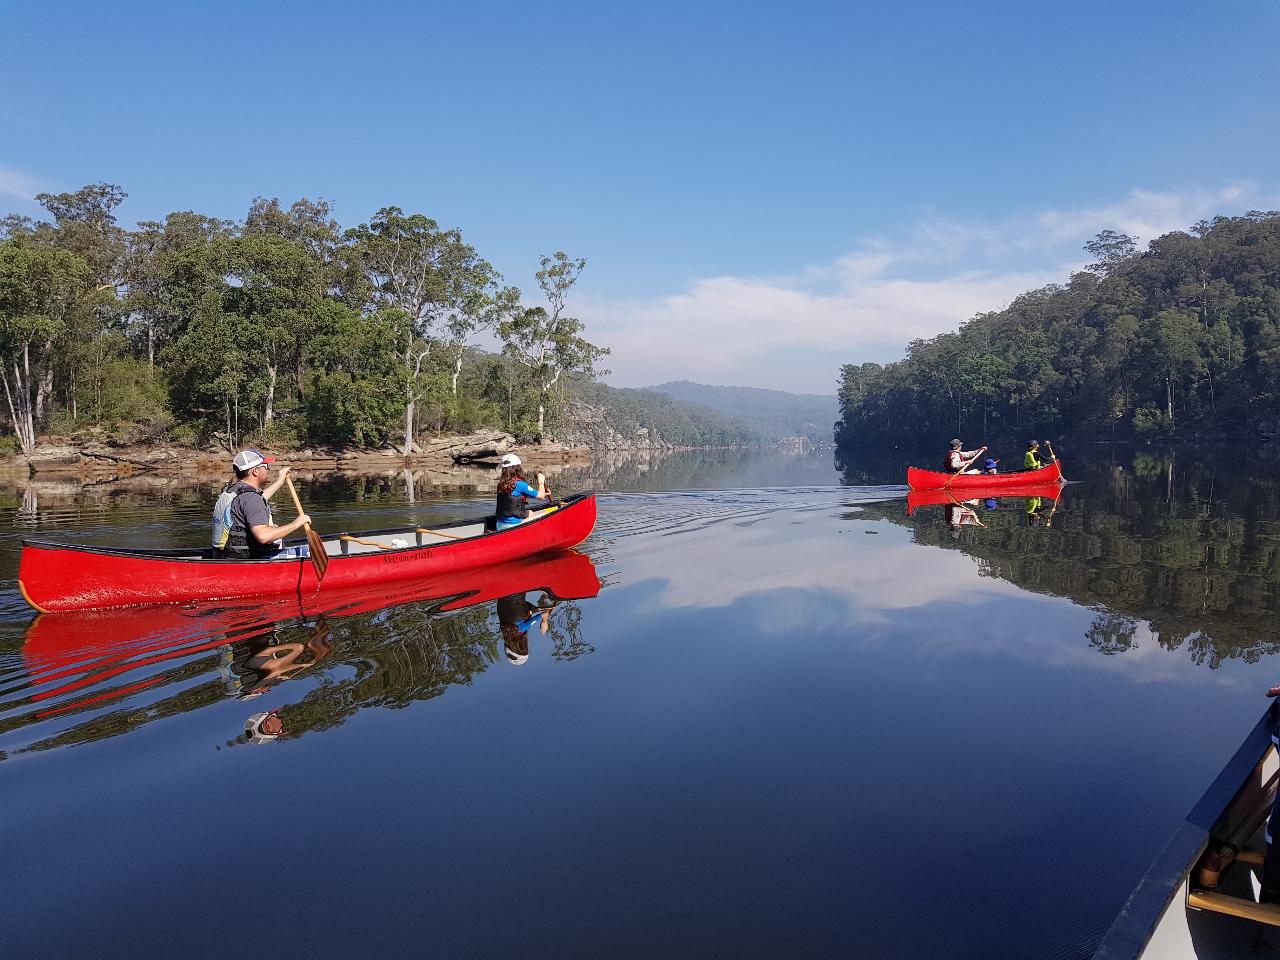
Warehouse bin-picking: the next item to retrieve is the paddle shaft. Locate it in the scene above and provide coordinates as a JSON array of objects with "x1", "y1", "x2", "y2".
[
  {"x1": 1046, "y1": 440, "x2": 1063, "y2": 481},
  {"x1": 284, "y1": 475, "x2": 310, "y2": 532},
  {"x1": 284, "y1": 475, "x2": 329, "y2": 582}
]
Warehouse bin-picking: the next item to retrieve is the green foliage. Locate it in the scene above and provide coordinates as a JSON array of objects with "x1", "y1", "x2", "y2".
[
  {"x1": 0, "y1": 185, "x2": 614, "y2": 452},
  {"x1": 837, "y1": 213, "x2": 1280, "y2": 452}
]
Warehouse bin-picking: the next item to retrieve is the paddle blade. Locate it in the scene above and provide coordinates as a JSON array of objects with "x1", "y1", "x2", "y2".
[{"x1": 306, "y1": 527, "x2": 329, "y2": 582}]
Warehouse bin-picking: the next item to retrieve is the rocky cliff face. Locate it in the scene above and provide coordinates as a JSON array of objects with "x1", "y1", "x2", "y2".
[{"x1": 552, "y1": 400, "x2": 675, "y2": 451}]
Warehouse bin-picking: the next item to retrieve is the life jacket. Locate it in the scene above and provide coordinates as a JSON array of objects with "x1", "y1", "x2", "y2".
[
  {"x1": 496, "y1": 486, "x2": 530, "y2": 521},
  {"x1": 212, "y1": 481, "x2": 275, "y2": 558},
  {"x1": 944, "y1": 450, "x2": 961, "y2": 471}
]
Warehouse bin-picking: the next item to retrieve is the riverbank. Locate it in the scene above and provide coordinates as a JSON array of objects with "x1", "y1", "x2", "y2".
[{"x1": 0, "y1": 429, "x2": 604, "y2": 480}]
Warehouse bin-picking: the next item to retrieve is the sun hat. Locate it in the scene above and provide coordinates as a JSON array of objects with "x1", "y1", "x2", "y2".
[
  {"x1": 233, "y1": 449, "x2": 276, "y2": 471},
  {"x1": 499, "y1": 453, "x2": 521, "y2": 468},
  {"x1": 983, "y1": 458, "x2": 998, "y2": 470}
]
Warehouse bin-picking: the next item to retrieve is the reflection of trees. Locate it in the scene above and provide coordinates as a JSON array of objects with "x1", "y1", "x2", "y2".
[
  {"x1": 15, "y1": 595, "x2": 593, "y2": 754},
  {"x1": 548, "y1": 603, "x2": 592, "y2": 661},
  {"x1": 1087, "y1": 611, "x2": 1140, "y2": 655},
  {"x1": 868, "y1": 447, "x2": 1280, "y2": 668}
]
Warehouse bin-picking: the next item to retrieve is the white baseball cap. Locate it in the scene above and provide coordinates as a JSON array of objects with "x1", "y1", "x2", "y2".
[
  {"x1": 233, "y1": 449, "x2": 276, "y2": 471},
  {"x1": 499, "y1": 453, "x2": 521, "y2": 468}
]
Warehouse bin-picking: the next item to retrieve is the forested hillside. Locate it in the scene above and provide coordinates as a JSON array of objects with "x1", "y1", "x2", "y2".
[
  {"x1": 648, "y1": 381, "x2": 836, "y2": 441},
  {"x1": 573, "y1": 382, "x2": 753, "y2": 446},
  {"x1": 836, "y1": 212, "x2": 1280, "y2": 452}
]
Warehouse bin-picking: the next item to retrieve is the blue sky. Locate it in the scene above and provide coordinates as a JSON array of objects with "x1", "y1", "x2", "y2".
[{"x1": 2, "y1": 1, "x2": 1278, "y2": 392}]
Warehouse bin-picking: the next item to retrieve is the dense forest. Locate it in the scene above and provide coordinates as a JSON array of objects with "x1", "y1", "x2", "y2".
[
  {"x1": 836, "y1": 212, "x2": 1280, "y2": 453},
  {"x1": 0, "y1": 183, "x2": 744, "y2": 457}
]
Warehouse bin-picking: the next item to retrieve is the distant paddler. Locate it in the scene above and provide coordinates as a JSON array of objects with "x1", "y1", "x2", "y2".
[
  {"x1": 1023, "y1": 440, "x2": 1056, "y2": 471},
  {"x1": 211, "y1": 449, "x2": 312, "y2": 559},
  {"x1": 945, "y1": 439, "x2": 987, "y2": 476}
]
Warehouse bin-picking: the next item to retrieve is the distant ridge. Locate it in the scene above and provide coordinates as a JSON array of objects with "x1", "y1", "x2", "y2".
[{"x1": 644, "y1": 381, "x2": 837, "y2": 442}]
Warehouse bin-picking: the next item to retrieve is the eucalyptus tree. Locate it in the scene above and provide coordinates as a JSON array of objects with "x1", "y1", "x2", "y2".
[
  {"x1": 345, "y1": 207, "x2": 510, "y2": 452},
  {"x1": 124, "y1": 211, "x2": 232, "y2": 366},
  {"x1": 0, "y1": 241, "x2": 92, "y2": 452},
  {"x1": 499, "y1": 252, "x2": 610, "y2": 435}
]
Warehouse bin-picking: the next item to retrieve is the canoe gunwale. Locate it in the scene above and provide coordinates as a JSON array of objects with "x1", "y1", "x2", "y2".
[
  {"x1": 19, "y1": 492, "x2": 593, "y2": 563},
  {"x1": 1091, "y1": 701, "x2": 1278, "y2": 959}
]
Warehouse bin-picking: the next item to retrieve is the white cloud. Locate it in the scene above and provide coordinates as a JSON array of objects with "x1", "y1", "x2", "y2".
[
  {"x1": 0, "y1": 166, "x2": 38, "y2": 202},
  {"x1": 584, "y1": 265, "x2": 1060, "y2": 392},
  {"x1": 1034, "y1": 184, "x2": 1270, "y2": 246},
  {"x1": 583, "y1": 183, "x2": 1278, "y2": 392}
]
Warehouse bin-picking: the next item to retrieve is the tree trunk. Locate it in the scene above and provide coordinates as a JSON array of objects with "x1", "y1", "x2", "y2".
[
  {"x1": 147, "y1": 323, "x2": 155, "y2": 368},
  {"x1": 451, "y1": 350, "x2": 463, "y2": 395},
  {"x1": 34, "y1": 342, "x2": 51, "y2": 426},
  {"x1": 537, "y1": 397, "x2": 545, "y2": 435},
  {"x1": 403, "y1": 398, "x2": 416, "y2": 455},
  {"x1": 1166, "y1": 376, "x2": 1174, "y2": 421},
  {"x1": 263, "y1": 364, "x2": 277, "y2": 426},
  {"x1": 4, "y1": 358, "x2": 36, "y2": 454}
]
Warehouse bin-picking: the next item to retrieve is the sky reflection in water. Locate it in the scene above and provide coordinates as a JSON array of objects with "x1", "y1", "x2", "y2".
[{"x1": 0, "y1": 448, "x2": 1276, "y2": 959}]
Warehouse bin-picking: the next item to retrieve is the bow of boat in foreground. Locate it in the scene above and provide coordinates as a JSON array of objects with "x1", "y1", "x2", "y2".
[
  {"x1": 18, "y1": 492, "x2": 597, "y2": 612},
  {"x1": 1093, "y1": 702, "x2": 1280, "y2": 958}
]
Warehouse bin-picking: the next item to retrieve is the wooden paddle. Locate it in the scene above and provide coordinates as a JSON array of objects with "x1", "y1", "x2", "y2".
[
  {"x1": 284, "y1": 476, "x2": 329, "y2": 583},
  {"x1": 1045, "y1": 440, "x2": 1063, "y2": 481},
  {"x1": 943, "y1": 445, "x2": 987, "y2": 489}
]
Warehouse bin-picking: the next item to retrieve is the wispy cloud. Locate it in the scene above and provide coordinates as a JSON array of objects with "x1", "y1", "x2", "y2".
[
  {"x1": 586, "y1": 184, "x2": 1278, "y2": 392},
  {"x1": 0, "y1": 166, "x2": 39, "y2": 202}
]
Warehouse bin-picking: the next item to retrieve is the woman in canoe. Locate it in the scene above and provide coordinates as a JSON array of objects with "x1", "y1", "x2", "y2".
[{"x1": 495, "y1": 453, "x2": 551, "y2": 530}]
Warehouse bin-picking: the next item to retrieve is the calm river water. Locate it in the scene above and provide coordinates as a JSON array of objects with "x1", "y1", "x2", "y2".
[{"x1": 2, "y1": 444, "x2": 1277, "y2": 958}]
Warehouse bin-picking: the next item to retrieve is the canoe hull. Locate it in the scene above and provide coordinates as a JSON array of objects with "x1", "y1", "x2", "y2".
[
  {"x1": 906, "y1": 461, "x2": 1064, "y2": 490},
  {"x1": 906, "y1": 483, "x2": 1063, "y2": 515},
  {"x1": 19, "y1": 493, "x2": 597, "y2": 612}
]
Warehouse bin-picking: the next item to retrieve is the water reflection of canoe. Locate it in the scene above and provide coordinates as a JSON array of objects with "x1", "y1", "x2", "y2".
[
  {"x1": 905, "y1": 483, "x2": 1064, "y2": 515},
  {"x1": 906, "y1": 462, "x2": 1064, "y2": 490},
  {"x1": 18, "y1": 492, "x2": 596, "y2": 612},
  {"x1": 1093, "y1": 703, "x2": 1280, "y2": 958},
  {"x1": 23, "y1": 549, "x2": 601, "y2": 709}
]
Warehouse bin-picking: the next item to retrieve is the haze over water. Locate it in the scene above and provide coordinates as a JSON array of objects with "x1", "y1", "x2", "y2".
[{"x1": 0, "y1": 446, "x2": 1275, "y2": 959}]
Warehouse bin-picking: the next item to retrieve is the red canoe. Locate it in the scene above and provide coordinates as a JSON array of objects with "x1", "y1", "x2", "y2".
[
  {"x1": 905, "y1": 483, "x2": 1063, "y2": 515},
  {"x1": 19, "y1": 492, "x2": 597, "y2": 612},
  {"x1": 22, "y1": 549, "x2": 602, "y2": 712},
  {"x1": 906, "y1": 461, "x2": 1064, "y2": 490}
]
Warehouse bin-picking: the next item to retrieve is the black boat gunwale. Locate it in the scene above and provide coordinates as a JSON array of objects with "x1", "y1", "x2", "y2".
[{"x1": 1092, "y1": 701, "x2": 1278, "y2": 959}]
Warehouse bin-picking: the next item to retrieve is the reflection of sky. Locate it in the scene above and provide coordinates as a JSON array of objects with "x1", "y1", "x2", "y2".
[{"x1": 598, "y1": 492, "x2": 1261, "y2": 690}]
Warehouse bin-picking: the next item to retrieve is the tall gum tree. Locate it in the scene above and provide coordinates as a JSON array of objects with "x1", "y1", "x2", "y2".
[
  {"x1": 499, "y1": 252, "x2": 610, "y2": 436},
  {"x1": 346, "y1": 208, "x2": 509, "y2": 453},
  {"x1": 0, "y1": 242, "x2": 92, "y2": 453}
]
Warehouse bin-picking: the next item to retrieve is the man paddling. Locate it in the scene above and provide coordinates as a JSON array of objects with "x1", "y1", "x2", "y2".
[
  {"x1": 946, "y1": 439, "x2": 986, "y2": 475},
  {"x1": 212, "y1": 449, "x2": 312, "y2": 559}
]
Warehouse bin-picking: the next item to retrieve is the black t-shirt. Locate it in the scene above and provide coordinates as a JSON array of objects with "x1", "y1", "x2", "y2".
[{"x1": 229, "y1": 482, "x2": 277, "y2": 557}]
